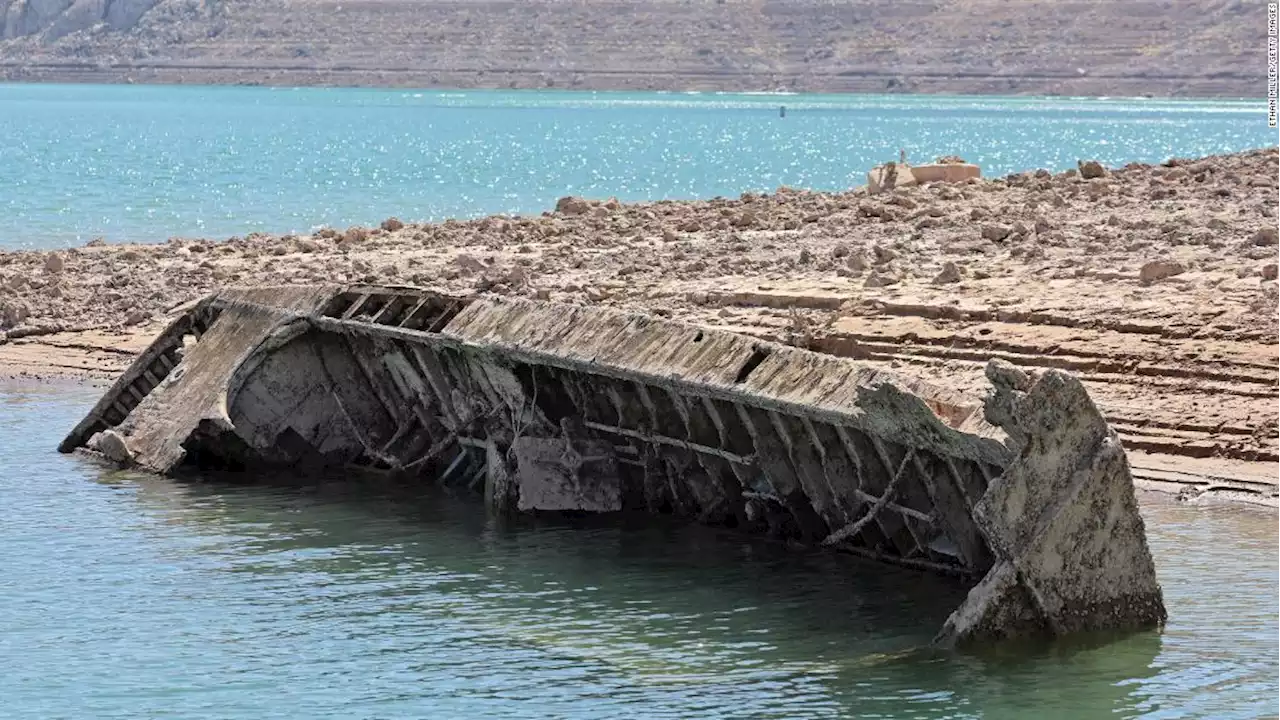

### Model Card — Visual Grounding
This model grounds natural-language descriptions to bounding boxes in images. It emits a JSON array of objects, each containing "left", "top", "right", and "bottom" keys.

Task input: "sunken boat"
[{"left": 61, "top": 284, "right": 1167, "bottom": 646}]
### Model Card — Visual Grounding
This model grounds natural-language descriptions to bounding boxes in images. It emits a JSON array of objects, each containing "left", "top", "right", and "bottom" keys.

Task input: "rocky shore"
[{"left": 2, "top": 147, "right": 1277, "bottom": 499}]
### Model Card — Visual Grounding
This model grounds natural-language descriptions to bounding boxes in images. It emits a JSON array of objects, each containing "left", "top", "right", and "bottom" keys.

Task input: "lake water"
[
  {"left": 1, "top": 383, "right": 1276, "bottom": 718},
  {"left": 0, "top": 84, "right": 1273, "bottom": 250}
]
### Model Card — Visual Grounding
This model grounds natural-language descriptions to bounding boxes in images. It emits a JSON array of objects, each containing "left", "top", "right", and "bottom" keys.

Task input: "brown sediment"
[{"left": 2, "top": 148, "right": 1277, "bottom": 503}]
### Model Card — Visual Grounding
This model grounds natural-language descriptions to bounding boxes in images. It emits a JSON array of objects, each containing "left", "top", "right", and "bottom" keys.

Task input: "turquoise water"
[
  {"left": 0, "top": 84, "right": 1273, "bottom": 249},
  {"left": 1, "top": 383, "right": 1277, "bottom": 719}
]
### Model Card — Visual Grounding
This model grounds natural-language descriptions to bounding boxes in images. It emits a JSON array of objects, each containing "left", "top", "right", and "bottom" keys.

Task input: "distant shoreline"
[
  {"left": 0, "top": 64, "right": 1264, "bottom": 101},
  {"left": 0, "top": 74, "right": 1259, "bottom": 103}
]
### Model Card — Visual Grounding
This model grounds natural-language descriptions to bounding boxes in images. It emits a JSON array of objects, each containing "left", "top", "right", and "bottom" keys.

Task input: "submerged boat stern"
[{"left": 60, "top": 284, "right": 1166, "bottom": 647}]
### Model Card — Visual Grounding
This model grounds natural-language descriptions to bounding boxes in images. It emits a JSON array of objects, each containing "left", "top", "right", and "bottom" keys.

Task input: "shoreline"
[
  {"left": 2, "top": 147, "right": 1277, "bottom": 506},
  {"left": 0, "top": 67, "right": 1264, "bottom": 100},
  {"left": 8, "top": 78, "right": 1268, "bottom": 102}
]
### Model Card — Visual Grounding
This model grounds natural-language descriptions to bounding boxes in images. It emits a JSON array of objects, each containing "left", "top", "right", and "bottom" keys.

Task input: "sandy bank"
[{"left": 2, "top": 148, "right": 1276, "bottom": 503}]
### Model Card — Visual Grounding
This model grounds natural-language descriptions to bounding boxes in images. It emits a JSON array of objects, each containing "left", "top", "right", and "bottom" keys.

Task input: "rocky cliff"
[
  {"left": 2, "top": 0, "right": 156, "bottom": 40},
  {"left": 0, "top": 0, "right": 1267, "bottom": 97}
]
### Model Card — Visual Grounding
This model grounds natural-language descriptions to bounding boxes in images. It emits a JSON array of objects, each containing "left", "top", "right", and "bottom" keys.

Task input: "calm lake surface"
[
  {"left": 0, "top": 84, "right": 1273, "bottom": 249},
  {"left": 1, "top": 383, "right": 1276, "bottom": 719}
]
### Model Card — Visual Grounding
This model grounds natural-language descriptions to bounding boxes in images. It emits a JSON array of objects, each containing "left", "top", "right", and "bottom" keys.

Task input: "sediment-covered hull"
[{"left": 60, "top": 284, "right": 1166, "bottom": 646}]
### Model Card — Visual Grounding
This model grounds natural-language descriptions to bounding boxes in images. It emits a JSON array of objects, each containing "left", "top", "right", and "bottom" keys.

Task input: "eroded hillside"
[{"left": 0, "top": 0, "right": 1267, "bottom": 96}]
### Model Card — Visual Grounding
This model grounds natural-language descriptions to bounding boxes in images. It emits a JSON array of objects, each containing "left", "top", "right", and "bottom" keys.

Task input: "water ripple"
[{"left": 1, "top": 385, "right": 1276, "bottom": 718}]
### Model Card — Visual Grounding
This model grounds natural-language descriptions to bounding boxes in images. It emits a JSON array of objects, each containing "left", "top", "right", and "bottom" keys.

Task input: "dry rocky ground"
[
  {"left": 0, "top": 0, "right": 1266, "bottom": 97},
  {"left": 2, "top": 147, "right": 1277, "bottom": 498}
]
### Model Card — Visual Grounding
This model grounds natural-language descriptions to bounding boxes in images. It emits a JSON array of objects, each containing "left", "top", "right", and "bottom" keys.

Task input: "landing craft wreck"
[{"left": 62, "top": 285, "right": 1167, "bottom": 646}]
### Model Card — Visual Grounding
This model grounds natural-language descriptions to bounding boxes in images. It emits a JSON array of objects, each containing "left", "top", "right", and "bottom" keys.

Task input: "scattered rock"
[
  {"left": 863, "top": 270, "right": 900, "bottom": 288},
  {"left": 453, "top": 254, "right": 485, "bottom": 273},
  {"left": 1251, "top": 227, "right": 1278, "bottom": 246},
  {"left": 1139, "top": 259, "right": 1186, "bottom": 283},
  {"left": 94, "top": 429, "right": 134, "bottom": 465},
  {"left": 872, "top": 245, "right": 897, "bottom": 264},
  {"left": 0, "top": 299, "right": 32, "bottom": 328},
  {"left": 505, "top": 266, "right": 529, "bottom": 285},
  {"left": 1078, "top": 160, "right": 1108, "bottom": 179},
  {"left": 858, "top": 201, "right": 897, "bottom": 220},
  {"left": 555, "top": 196, "right": 591, "bottom": 216},
  {"left": 5, "top": 148, "right": 1278, "bottom": 391},
  {"left": 932, "top": 262, "right": 963, "bottom": 284},
  {"left": 981, "top": 224, "right": 1012, "bottom": 242}
]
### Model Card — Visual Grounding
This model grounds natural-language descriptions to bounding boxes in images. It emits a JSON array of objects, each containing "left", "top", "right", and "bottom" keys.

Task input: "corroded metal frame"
[{"left": 60, "top": 284, "right": 1167, "bottom": 647}]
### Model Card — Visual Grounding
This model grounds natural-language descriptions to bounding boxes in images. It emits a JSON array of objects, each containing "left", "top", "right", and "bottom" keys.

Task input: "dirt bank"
[{"left": 2, "top": 148, "right": 1277, "bottom": 501}]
